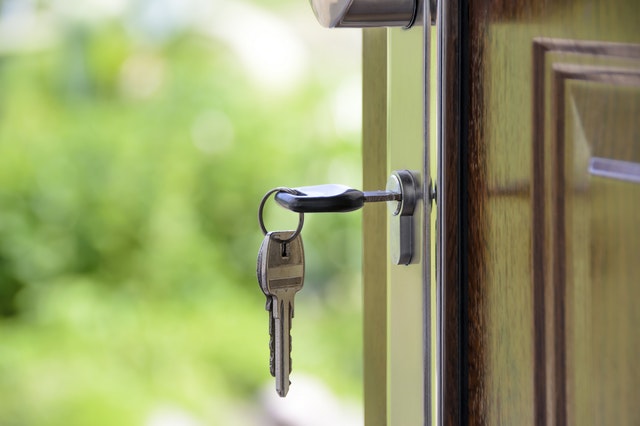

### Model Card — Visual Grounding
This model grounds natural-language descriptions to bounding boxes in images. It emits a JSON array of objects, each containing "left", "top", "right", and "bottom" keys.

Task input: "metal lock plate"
[{"left": 386, "top": 170, "right": 419, "bottom": 265}]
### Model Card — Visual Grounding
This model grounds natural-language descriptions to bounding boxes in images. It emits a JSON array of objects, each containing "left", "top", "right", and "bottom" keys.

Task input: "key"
[
  {"left": 257, "top": 230, "right": 305, "bottom": 397},
  {"left": 274, "top": 183, "right": 401, "bottom": 213}
]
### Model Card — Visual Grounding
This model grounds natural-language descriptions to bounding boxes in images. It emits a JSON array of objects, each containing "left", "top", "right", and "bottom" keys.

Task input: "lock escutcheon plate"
[{"left": 386, "top": 170, "right": 420, "bottom": 265}]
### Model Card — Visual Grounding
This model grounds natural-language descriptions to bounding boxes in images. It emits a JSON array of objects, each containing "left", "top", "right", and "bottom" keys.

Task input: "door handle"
[
  {"left": 310, "top": 0, "right": 423, "bottom": 28},
  {"left": 310, "top": 0, "right": 437, "bottom": 28}
]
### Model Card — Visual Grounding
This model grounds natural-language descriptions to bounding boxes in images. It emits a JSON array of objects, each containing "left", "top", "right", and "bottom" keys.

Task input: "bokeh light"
[{"left": 0, "top": 0, "right": 363, "bottom": 424}]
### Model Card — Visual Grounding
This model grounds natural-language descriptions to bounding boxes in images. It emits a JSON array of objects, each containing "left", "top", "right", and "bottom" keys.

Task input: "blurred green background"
[{"left": 0, "top": 0, "right": 363, "bottom": 424}]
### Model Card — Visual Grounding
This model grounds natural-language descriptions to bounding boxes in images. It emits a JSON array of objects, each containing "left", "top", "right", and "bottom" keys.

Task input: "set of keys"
[
  {"left": 256, "top": 178, "right": 413, "bottom": 397},
  {"left": 256, "top": 188, "right": 306, "bottom": 398}
]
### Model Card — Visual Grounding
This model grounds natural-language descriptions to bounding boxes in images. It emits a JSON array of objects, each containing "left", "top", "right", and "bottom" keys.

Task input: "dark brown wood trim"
[
  {"left": 531, "top": 39, "right": 549, "bottom": 426},
  {"left": 465, "top": 2, "right": 489, "bottom": 423},
  {"left": 438, "top": 0, "right": 463, "bottom": 423},
  {"left": 550, "top": 65, "right": 568, "bottom": 426},
  {"left": 533, "top": 38, "right": 640, "bottom": 61}
]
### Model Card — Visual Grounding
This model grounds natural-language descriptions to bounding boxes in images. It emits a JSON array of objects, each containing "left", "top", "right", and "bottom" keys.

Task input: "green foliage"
[{"left": 0, "top": 5, "right": 362, "bottom": 424}]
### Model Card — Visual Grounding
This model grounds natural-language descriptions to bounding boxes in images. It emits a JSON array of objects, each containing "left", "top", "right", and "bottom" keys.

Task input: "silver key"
[{"left": 257, "top": 231, "right": 305, "bottom": 397}]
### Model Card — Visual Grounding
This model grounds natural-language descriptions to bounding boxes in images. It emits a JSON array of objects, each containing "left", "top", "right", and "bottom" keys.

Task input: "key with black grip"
[{"left": 274, "top": 184, "right": 402, "bottom": 213}]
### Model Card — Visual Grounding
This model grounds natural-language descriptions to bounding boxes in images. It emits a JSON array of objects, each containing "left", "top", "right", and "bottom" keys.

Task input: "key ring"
[{"left": 258, "top": 187, "right": 304, "bottom": 243}]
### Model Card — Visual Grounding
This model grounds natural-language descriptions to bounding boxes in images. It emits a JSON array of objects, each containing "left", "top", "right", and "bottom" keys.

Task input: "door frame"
[{"left": 362, "top": 4, "right": 435, "bottom": 422}]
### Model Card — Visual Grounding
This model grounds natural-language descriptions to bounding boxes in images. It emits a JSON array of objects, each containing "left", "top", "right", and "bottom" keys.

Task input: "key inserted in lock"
[
  {"left": 385, "top": 170, "right": 419, "bottom": 265},
  {"left": 274, "top": 170, "right": 421, "bottom": 265},
  {"left": 274, "top": 184, "right": 400, "bottom": 213}
]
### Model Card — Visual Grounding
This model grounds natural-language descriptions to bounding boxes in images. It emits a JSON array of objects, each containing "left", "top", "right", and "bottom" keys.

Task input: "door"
[
  {"left": 309, "top": 3, "right": 435, "bottom": 423},
  {"left": 319, "top": 0, "right": 640, "bottom": 423},
  {"left": 363, "top": 26, "right": 433, "bottom": 425},
  {"left": 439, "top": 0, "right": 640, "bottom": 424}
]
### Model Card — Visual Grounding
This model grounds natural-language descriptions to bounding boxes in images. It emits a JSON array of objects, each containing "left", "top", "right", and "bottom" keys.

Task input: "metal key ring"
[{"left": 258, "top": 187, "right": 304, "bottom": 243}]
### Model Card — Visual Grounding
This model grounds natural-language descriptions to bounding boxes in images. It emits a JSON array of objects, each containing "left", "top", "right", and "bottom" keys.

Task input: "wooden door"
[{"left": 439, "top": 0, "right": 640, "bottom": 424}]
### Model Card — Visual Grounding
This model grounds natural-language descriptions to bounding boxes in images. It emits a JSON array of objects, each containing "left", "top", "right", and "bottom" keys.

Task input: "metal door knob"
[{"left": 309, "top": 0, "right": 423, "bottom": 28}]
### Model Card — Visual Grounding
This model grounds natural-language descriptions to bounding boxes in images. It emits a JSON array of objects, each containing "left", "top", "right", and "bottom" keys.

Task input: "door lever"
[
  {"left": 310, "top": 0, "right": 420, "bottom": 28},
  {"left": 310, "top": 0, "right": 436, "bottom": 28}
]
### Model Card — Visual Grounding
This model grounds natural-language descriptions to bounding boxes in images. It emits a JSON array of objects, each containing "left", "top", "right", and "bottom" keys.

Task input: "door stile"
[
  {"left": 437, "top": 0, "right": 464, "bottom": 423},
  {"left": 363, "top": 5, "right": 436, "bottom": 425},
  {"left": 362, "top": 28, "right": 389, "bottom": 426},
  {"left": 422, "top": 3, "right": 435, "bottom": 425},
  {"left": 386, "top": 26, "right": 426, "bottom": 425}
]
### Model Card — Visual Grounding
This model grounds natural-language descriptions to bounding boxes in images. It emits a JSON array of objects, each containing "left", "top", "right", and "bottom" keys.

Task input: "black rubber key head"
[{"left": 274, "top": 184, "right": 365, "bottom": 213}]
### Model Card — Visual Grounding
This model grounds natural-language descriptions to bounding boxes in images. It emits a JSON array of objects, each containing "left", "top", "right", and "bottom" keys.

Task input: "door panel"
[
  {"left": 535, "top": 39, "right": 640, "bottom": 425},
  {"left": 440, "top": 0, "right": 640, "bottom": 424},
  {"left": 553, "top": 64, "right": 640, "bottom": 425}
]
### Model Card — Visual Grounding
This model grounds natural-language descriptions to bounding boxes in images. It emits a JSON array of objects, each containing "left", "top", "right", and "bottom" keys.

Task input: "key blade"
[
  {"left": 273, "top": 295, "right": 293, "bottom": 397},
  {"left": 262, "top": 231, "right": 304, "bottom": 398}
]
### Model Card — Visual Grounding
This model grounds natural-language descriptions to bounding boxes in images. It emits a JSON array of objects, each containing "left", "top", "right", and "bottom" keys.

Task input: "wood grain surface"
[{"left": 440, "top": 0, "right": 640, "bottom": 424}]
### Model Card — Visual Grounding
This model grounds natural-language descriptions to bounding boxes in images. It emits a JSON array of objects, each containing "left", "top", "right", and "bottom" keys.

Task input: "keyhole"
[{"left": 281, "top": 242, "right": 289, "bottom": 258}]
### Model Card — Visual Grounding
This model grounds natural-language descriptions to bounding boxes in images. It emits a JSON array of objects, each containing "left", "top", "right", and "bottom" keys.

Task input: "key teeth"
[
  {"left": 268, "top": 305, "right": 276, "bottom": 377},
  {"left": 269, "top": 347, "right": 275, "bottom": 377}
]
